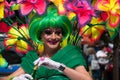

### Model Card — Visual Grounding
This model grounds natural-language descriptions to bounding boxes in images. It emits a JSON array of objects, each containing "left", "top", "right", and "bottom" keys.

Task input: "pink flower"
[
  {"left": 17, "top": 0, "right": 47, "bottom": 15},
  {"left": 65, "top": 0, "right": 95, "bottom": 27}
]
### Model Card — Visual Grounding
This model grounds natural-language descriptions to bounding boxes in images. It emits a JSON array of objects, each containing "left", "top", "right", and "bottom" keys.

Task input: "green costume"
[{"left": 21, "top": 45, "right": 87, "bottom": 80}]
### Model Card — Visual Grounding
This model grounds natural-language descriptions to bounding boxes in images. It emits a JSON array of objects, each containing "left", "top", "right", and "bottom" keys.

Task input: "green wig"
[{"left": 29, "top": 6, "right": 72, "bottom": 43}]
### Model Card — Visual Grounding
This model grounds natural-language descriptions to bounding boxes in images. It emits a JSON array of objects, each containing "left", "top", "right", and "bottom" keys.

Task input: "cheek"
[
  {"left": 41, "top": 35, "right": 52, "bottom": 42},
  {"left": 41, "top": 35, "right": 47, "bottom": 41},
  {"left": 59, "top": 34, "right": 63, "bottom": 39},
  {"left": 43, "top": 35, "right": 51, "bottom": 39},
  {"left": 59, "top": 35, "right": 63, "bottom": 40}
]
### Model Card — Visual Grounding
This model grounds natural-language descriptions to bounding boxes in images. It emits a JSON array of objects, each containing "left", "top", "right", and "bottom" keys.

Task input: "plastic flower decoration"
[
  {"left": 17, "top": 0, "right": 47, "bottom": 15},
  {"left": 4, "top": 24, "right": 32, "bottom": 54},
  {"left": 80, "top": 17, "right": 105, "bottom": 42},
  {"left": 65, "top": 0, "right": 95, "bottom": 27},
  {"left": 95, "top": 0, "right": 120, "bottom": 40},
  {"left": 0, "top": 54, "right": 8, "bottom": 68},
  {"left": 4, "top": 0, "right": 15, "bottom": 17},
  {"left": 0, "top": 0, "right": 4, "bottom": 19},
  {"left": 0, "top": 22, "right": 10, "bottom": 32},
  {"left": 49, "top": 0, "right": 66, "bottom": 15}
]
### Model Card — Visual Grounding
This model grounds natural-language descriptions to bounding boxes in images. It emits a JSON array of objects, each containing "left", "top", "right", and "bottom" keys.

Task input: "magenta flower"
[
  {"left": 65, "top": 0, "right": 95, "bottom": 27},
  {"left": 17, "top": 0, "right": 47, "bottom": 15}
]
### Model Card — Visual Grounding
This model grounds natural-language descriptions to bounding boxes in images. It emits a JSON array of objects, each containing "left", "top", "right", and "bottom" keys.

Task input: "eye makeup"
[{"left": 43, "top": 28, "right": 62, "bottom": 36}]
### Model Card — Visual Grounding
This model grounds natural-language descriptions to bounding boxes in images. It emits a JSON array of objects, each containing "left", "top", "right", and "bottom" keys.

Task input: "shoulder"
[
  {"left": 63, "top": 44, "right": 82, "bottom": 52},
  {"left": 25, "top": 50, "right": 38, "bottom": 56},
  {"left": 60, "top": 44, "right": 84, "bottom": 59}
]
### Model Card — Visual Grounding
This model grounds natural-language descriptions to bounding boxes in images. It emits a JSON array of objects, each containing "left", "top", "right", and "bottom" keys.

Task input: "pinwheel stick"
[{"left": 31, "top": 64, "right": 39, "bottom": 80}]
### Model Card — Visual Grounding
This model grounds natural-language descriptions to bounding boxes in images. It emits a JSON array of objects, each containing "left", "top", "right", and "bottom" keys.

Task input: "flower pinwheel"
[
  {"left": 4, "top": 24, "right": 32, "bottom": 54},
  {"left": 17, "top": 0, "right": 47, "bottom": 15},
  {"left": 79, "top": 17, "right": 105, "bottom": 42},
  {"left": 95, "top": 0, "right": 120, "bottom": 40},
  {"left": 65, "top": 0, "right": 95, "bottom": 27}
]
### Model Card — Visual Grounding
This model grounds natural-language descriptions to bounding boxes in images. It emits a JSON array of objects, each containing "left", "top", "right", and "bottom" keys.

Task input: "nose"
[{"left": 51, "top": 32, "right": 57, "bottom": 39}]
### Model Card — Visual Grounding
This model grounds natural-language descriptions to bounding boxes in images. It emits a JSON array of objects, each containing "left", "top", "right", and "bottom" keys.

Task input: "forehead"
[{"left": 44, "top": 27, "right": 62, "bottom": 30}]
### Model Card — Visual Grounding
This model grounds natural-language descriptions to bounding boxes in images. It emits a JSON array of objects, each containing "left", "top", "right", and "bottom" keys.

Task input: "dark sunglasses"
[{"left": 43, "top": 28, "right": 63, "bottom": 36}]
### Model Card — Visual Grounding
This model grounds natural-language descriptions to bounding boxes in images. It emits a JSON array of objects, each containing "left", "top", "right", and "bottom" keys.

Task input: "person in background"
[
  {"left": 86, "top": 47, "right": 100, "bottom": 80},
  {"left": 95, "top": 44, "right": 109, "bottom": 80},
  {"left": 103, "top": 43, "right": 113, "bottom": 80},
  {"left": 2, "top": 5, "right": 93, "bottom": 80}
]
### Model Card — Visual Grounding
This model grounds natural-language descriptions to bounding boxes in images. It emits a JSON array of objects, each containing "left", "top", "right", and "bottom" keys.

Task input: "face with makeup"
[{"left": 41, "top": 28, "right": 63, "bottom": 49}]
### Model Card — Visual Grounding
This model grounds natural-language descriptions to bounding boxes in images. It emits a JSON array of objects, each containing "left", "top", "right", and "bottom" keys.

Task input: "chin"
[{"left": 48, "top": 45, "right": 59, "bottom": 49}]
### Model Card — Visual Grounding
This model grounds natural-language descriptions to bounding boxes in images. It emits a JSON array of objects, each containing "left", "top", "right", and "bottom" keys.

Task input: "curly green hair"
[{"left": 29, "top": 5, "right": 72, "bottom": 43}]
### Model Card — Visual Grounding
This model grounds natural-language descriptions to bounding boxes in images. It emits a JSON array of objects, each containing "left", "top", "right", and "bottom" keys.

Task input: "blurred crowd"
[{"left": 83, "top": 40, "right": 114, "bottom": 80}]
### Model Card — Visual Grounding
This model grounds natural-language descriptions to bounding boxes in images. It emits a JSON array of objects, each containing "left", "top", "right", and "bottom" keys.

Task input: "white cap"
[{"left": 96, "top": 50, "right": 107, "bottom": 58}]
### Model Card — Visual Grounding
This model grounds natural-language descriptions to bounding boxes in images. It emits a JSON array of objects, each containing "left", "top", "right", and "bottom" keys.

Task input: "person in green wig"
[{"left": 2, "top": 6, "right": 93, "bottom": 80}]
